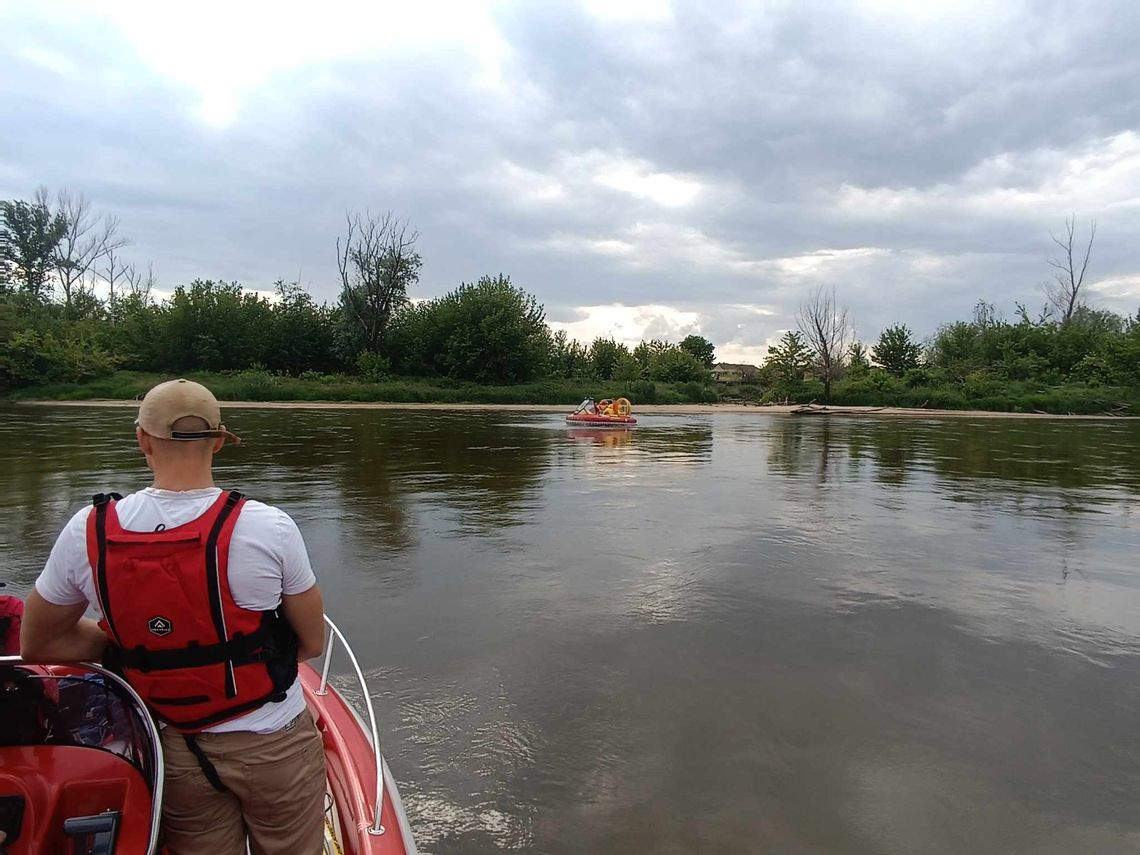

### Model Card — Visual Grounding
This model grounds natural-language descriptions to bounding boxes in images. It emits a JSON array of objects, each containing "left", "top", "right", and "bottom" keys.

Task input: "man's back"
[
  {"left": 22, "top": 378, "right": 329, "bottom": 853},
  {"left": 35, "top": 486, "right": 316, "bottom": 734}
]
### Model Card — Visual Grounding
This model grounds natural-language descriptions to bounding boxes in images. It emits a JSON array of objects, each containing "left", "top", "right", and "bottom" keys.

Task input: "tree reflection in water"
[{"left": 765, "top": 415, "right": 1140, "bottom": 499}]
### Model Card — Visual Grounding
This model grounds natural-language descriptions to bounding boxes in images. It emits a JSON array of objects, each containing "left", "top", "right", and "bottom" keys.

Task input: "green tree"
[
  {"left": 679, "top": 334, "right": 716, "bottom": 369},
  {"left": 548, "top": 330, "right": 591, "bottom": 378},
  {"left": 107, "top": 291, "right": 163, "bottom": 370},
  {"left": 0, "top": 193, "right": 67, "bottom": 299},
  {"left": 872, "top": 324, "right": 923, "bottom": 376},
  {"left": 612, "top": 352, "right": 642, "bottom": 383},
  {"left": 929, "top": 321, "right": 980, "bottom": 381},
  {"left": 632, "top": 340, "right": 667, "bottom": 378},
  {"left": 161, "top": 280, "right": 274, "bottom": 371},
  {"left": 589, "top": 337, "right": 629, "bottom": 380},
  {"left": 439, "top": 275, "right": 550, "bottom": 382},
  {"left": 388, "top": 274, "right": 550, "bottom": 382},
  {"left": 765, "top": 330, "right": 813, "bottom": 391},
  {"left": 648, "top": 345, "right": 709, "bottom": 382},
  {"left": 265, "top": 280, "right": 338, "bottom": 375},
  {"left": 847, "top": 341, "right": 871, "bottom": 378}
]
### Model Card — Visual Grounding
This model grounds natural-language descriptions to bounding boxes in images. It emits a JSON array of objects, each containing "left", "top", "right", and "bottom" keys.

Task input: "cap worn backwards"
[{"left": 136, "top": 379, "right": 241, "bottom": 445}]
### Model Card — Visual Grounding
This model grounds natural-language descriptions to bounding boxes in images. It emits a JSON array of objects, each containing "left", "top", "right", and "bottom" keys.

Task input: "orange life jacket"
[{"left": 86, "top": 490, "right": 298, "bottom": 732}]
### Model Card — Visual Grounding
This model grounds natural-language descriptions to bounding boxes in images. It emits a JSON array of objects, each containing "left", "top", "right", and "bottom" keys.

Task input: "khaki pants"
[{"left": 159, "top": 708, "right": 326, "bottom": 855}]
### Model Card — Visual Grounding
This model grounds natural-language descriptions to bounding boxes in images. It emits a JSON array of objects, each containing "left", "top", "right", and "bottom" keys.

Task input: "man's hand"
[
  {"left": 20, "top": 590, "right": 109, "bottom": 663},
  {"left": 281, "top": 585, "right": 326, "bottom": 661}
]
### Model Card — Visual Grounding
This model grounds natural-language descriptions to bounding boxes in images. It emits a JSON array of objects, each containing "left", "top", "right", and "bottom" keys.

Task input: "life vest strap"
[
  {"left": 204, "top": 491, "right": 245, "bottom": 699},
  {"left": 108, "top": 623, "right": 277, "bottom": 673},
  {"left": 92, "top": 493, "right": 124, "bottom": 645},
  {"left": 182, "top": 734, "right": 229, "bottom": 792}
]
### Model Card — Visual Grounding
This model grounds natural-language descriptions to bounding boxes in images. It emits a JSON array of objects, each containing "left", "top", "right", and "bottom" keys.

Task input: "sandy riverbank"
[{"left": 14, "top": 399, "right": 1136, "bottom": 419}]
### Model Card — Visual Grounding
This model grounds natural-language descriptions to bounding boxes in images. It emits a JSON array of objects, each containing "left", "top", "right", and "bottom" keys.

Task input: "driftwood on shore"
[{"left": 791, "top": 403, "right": 889, "bottom": 416}]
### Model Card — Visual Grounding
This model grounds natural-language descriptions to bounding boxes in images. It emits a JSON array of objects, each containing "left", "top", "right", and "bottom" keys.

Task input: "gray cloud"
[{"left": 2, "top": 1, "right": 1139, "bottom": 361}]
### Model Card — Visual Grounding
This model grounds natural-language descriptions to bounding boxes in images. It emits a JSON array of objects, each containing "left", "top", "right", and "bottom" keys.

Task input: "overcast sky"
[{"left": 3, "top": 0, "right": 1139, "bottom": 363}]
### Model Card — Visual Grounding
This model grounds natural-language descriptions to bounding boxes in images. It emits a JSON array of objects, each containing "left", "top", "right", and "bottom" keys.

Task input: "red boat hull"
[
  {"left": 300, "top": 665, "right": 414, "bottom": 855},
  {"left": 565, "top": 414, "right": 637, "bottom": 426}
]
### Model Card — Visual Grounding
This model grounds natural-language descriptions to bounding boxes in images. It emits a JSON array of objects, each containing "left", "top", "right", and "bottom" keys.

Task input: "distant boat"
[{"left": 566, "top": 397, "right": 637, "bottom": 426}]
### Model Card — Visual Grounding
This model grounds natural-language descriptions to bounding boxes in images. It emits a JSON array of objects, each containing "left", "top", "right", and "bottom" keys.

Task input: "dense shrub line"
[
  {"left": 1, "top": 277, "right": 717, "bottom": 401},
  {"left": 8, "top": 370, "right": 719, "bottom": 406}
]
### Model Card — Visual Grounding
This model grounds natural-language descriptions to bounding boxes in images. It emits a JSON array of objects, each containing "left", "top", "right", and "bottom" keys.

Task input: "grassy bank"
[
  {"left": 10, "top": 370, "right": 1138, "bottom": 415},
  {"left": 8, "top": 370, "right": 719, "bottom": 406}
]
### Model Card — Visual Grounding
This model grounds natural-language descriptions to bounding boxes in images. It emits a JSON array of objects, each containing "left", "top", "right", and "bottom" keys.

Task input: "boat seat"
[{"left": 0, "top": 745, "right": 150, "bottom": 855}]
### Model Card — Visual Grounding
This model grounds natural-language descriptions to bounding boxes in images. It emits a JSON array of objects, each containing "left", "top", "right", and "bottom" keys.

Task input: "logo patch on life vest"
[{"left": 148, "top": 616, "right": 173, "bottom": 637}]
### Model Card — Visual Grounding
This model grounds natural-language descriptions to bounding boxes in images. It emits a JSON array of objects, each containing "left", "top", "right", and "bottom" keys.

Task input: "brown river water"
[{"left": 3, "top": 406, "right": 1140, "bottom": 854}]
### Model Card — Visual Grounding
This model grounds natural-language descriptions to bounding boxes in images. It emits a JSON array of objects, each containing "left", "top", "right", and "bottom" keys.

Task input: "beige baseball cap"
[{"left": 136, "top": 379, "right": 241, "bottom": 444}]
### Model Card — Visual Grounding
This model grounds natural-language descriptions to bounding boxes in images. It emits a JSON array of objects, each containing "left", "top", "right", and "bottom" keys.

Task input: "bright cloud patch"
[
  {"left": 835, "top": 131, "right": 1140, "bottom": 222},
  {"left": 85, "top": 0, "right": 510, "bottom": 124},
  {"left": 1089, "top": 275, "right": 1140, "bottom": 303},
  {"left": 548, "top": 302, "right": 788, "bottom": 368},
  {"left": 549, "top": 304, "right": 703, "bottom": 348},
  {"left": 595, "top": 164, "right": 701, "bottom": 207}
]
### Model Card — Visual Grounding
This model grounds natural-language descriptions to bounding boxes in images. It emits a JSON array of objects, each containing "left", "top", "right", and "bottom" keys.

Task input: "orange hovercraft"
[{"left": 565, "top": 397, "right": 637, "bottom": 426}]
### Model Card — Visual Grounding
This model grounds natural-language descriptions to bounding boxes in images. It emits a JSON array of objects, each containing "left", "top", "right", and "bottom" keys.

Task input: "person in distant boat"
[{"left": 21, "top": 378, "right": 328, "bottom": 855}]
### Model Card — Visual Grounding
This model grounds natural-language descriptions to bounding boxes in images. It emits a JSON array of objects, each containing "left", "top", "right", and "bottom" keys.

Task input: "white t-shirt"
[{"left": 35, "top": 487, "right": 317, "bottom": 734}]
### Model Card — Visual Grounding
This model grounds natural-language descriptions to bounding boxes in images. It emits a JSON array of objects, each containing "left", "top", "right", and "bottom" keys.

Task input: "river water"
[{"left": 3, "top": 406, "right": 1140, "bottom": 853}]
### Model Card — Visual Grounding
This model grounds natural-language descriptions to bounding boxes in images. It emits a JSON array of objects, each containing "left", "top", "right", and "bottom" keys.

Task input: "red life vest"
[{"left": 86, "top": 490, "right": 298, "bottom": 732}]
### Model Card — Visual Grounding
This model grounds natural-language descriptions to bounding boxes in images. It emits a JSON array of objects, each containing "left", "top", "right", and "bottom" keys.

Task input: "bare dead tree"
[
  {"left": 1045, "top": 215, "right": 1095, "bottom": 325},
  {"left": 797, "top": 285, "right": 853, "bottom": 402},
  {"left": 123, "top": 261, "right": 156, "bottom": 304},
  {"left": 336, "top": 210, "right": 422, "bottom": 352},
  {"left": 98, "top": 244, "right": 135, "bottom": 315},
  {"left": 52, "top": 189, "right": 127, "bottom": 308}
]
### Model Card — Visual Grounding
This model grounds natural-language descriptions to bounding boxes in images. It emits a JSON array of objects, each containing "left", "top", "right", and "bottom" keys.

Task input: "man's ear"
[
  {"left": 136, "top": 427, "right": 150, "bottom": 454},
  {"left": 211, "top": 436, "right": 225, "bottom": 454}
]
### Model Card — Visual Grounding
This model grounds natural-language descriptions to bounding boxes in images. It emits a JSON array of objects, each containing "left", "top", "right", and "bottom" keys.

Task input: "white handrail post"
[
  {"left": 316, "top": 623, "right": 336, "bottom": 696},
  {"left": 319, "top": 615, "right": 386, "bottom": 836}
]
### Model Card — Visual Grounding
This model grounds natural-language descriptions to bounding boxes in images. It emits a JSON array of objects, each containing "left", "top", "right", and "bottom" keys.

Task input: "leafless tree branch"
[
  {"left": 337, "top": 209, "right": 421, "bottom": 352},
  {"left": 122, "top": 261, "right": 156, "bottom": 305},
  {"left": 52, "top": 189, "right": 128, "bottom": 308},
  {"left": 98, "top": 244, "right": 135, "bottom": 314},
  {"left": 1045, "top": 214, "right": 1095, "bottom": 325},
  {"left": 797, "top": 285, "right": 853, "bottom": 402}
]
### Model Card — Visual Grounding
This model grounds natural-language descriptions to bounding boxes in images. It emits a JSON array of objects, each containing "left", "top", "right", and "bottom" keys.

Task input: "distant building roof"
[{"left": 712, "top": 362, "right": 761, "bottom": 381}]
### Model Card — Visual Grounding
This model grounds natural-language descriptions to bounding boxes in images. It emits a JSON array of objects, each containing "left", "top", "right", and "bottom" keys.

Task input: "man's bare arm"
[
  {"left": 20, "top": 590, "right": 108, "bottom": 662},
  {"left": 281, "top": 585, "right": 325, "bottom": 661}
]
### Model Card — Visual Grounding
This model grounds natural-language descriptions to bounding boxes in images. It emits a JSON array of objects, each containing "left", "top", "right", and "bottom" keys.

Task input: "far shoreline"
[{"left": 13, "top": 399, "right": 1137, "bottom": 420}]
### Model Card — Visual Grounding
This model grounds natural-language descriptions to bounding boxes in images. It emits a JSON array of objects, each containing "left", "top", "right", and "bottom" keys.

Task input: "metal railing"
[
  {"left": 315, "top": 614, "right": 386, "bottom": 836},
  {"left": 0, "top": 655, "right": 165, "bottom": 855}
]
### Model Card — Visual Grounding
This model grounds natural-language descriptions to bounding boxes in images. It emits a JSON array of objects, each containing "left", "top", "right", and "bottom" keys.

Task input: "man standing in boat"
[{"left": 21, "top": 378, "right": 328, "bottom": 854}]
